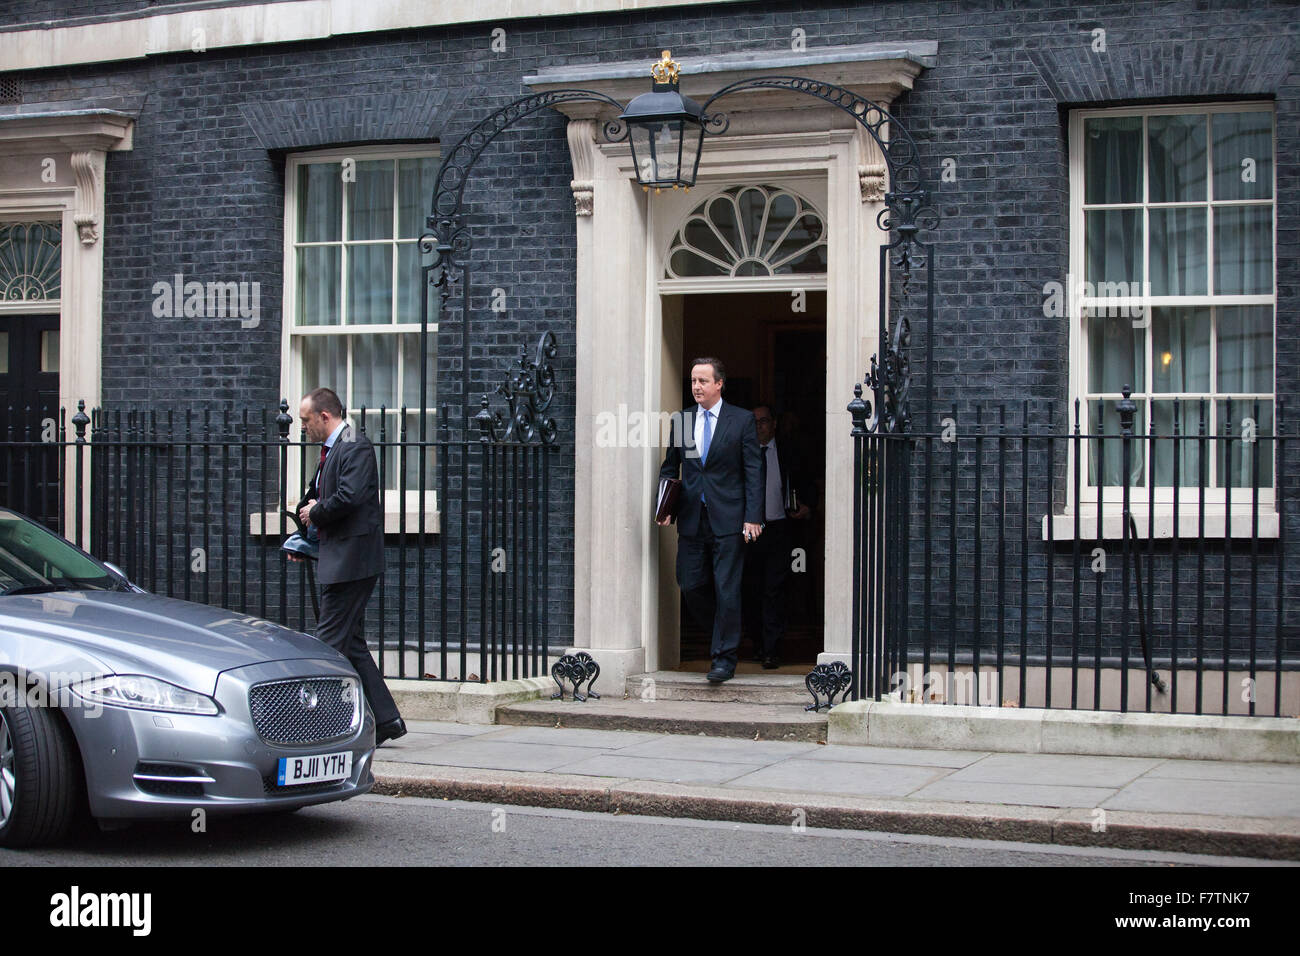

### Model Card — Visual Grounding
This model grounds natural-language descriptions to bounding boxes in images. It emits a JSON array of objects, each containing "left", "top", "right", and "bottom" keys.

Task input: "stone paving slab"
[
  {"left": 390, "top": 738, "right": 602, "bottom": 773},
  {"left": 1102, "top": 778, "right": 1300, "bottom": 818},
  {"left": 911, "top": 779, "right": 1119, "bottom": 809},
  {"left": 942, "top": 753, "right": 1163, "bottom": 788},
  {"left": 1140, "top": 759, "right": 1300, "bottom": 785},
  {"left": 550, "top": 753, "right": 765, "bottom": 785},
  {"left": 611, "top": 734, "right": 819, "bottom": 764},
  {"left": 725, "top": 759, "right": 949, "bottom": 798},
  {"left": 404, "top": 720, "right": 503, "bottom": 737},
  {"left": 800, "top": 745, "right": 989, "bottom": 768},
  {"left": 485, "top": 725, "right": 665, "bottom": 749}
]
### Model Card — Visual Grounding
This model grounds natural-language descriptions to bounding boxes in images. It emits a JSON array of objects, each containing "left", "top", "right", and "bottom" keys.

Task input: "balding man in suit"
[{"left": 296, "top": 387, "right": 406, "bottom": 746}]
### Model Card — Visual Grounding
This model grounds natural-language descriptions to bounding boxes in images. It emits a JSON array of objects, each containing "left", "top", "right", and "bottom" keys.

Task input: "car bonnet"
[{"left": 0, "top": 590, "right": 342, "bottom": 696}]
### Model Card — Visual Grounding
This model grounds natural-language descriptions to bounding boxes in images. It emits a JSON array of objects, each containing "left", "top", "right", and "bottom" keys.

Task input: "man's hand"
[
  {"left": 743, "top": 522, "right": 763, "bottom": 542},
  {"left": 298, "top": 500, "right": 317, "bottom": 526},
  {"left": 790, "top": 504, "right": 811, "bottom": 520},
  {"left": 286, "top": 553, "right": 305, "bottom": 563},
  {"left": 655, "top": 516, "right": 672, "bottom": 526}
]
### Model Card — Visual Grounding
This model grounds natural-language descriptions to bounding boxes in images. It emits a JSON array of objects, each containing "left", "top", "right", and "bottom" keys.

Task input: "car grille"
[
  {"left": 262, "top": 776, "right": 349, "bottom": 796},
  {"left": 248, "top": 677, "right": 359, "bottom": 745}
]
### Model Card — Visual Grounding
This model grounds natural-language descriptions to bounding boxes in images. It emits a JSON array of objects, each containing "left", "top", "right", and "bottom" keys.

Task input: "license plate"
[{"left": 276, "top": 752, "right": 352, "bottom": 787}]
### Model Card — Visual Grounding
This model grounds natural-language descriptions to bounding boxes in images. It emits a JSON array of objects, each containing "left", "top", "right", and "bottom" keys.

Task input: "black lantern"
[{"left": 620, "top": 50, "right": 705, "bottom": 192}]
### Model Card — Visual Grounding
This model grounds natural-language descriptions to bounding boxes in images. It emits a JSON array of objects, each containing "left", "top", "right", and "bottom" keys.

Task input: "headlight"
[
  {"left": 71, "top": 675, "right": 220, "bottom": 715},
  {"left": 340, "top": 677, "right": 359, "bottom": 707}
]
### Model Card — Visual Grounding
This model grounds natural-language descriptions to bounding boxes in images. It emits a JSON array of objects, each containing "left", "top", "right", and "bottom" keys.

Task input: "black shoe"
[
  {"left": 762, "top": 657, "right": 781, "bottom": 670},
  {"left": 706, "top": 665, "right": 734, "bottom": 683},
  {"left": 375, "top": 717, "right": 407, "bottom": 746}
]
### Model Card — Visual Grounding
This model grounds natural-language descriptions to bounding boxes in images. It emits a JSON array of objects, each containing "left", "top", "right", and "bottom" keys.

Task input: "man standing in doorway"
[
  {"left": 743, "top": 404, "right": 812, "bottom": 669},
  {"left": 657, "top": 358, "right": 763, "bottom": 683},
  {"left": 296, "top": 387, "right": 406, "bottom": 745}
]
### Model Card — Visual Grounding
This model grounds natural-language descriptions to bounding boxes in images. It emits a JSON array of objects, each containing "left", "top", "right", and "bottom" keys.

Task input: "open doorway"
[{"left": 670, "top": 290, "right": 827, "bottom": 671}]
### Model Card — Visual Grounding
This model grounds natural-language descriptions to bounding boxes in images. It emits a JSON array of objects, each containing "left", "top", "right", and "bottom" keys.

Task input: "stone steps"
[
  {"left": 624, "top": 670, "right": 811, "bottom": 705},
  {"left": 495, "top": 696, "right": 828, "bottom": 742}
]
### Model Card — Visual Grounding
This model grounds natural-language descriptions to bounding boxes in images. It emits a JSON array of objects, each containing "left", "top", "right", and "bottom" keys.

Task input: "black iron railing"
[
  {"left": 850, "top": 385, "right": 1297, "bottom": 717},
  {"left": 0, "top": 342, "right": 560, "bottom": 685}
]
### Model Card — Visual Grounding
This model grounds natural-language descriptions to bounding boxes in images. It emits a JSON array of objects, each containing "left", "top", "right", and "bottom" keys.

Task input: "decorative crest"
[{"left": 651, "top": 50, "right": 680, "bottom": 85}]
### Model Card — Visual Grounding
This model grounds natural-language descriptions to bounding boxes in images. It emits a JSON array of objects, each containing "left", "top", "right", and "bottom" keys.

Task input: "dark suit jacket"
[
  {"left": 297, "top": 423, "right": 385, "bottom": 586},
  {"left": 659, "top": 401, "right": 763, "bottom": 537}
]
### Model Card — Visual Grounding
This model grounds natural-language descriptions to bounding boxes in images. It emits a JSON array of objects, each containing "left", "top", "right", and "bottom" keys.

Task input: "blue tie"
[{"left": 699, "top": 409, "right": 712, "bottom": 506}]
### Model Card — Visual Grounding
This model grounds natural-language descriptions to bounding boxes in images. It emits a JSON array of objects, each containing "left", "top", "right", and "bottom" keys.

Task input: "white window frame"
[
  {"left": 1055, "top": 102, "right": 1279, "bottom": 539},
  {"left": 266, "top": 144, "right": 441, "bottom": 534}
]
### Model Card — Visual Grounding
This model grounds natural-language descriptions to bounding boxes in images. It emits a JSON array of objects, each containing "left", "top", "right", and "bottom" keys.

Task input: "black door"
[{"left": 0, "top": 314, "right": 60, "bottom": 528}]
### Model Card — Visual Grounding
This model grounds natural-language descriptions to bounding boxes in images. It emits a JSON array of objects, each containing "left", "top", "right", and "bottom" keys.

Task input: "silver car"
[{"left": 0, "top": 507, "right": 376, "bottom": 847}]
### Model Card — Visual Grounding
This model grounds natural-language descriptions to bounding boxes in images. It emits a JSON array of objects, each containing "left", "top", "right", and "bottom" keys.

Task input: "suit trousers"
[
  {"left": 676, "top": 504, "right": 745, "bottom": 670},
  {"left": 316, "top": 574, "right": 400, "bottom": 726},
  {"left": 742, "top": 517, "right": 793, "bottom": 659}
]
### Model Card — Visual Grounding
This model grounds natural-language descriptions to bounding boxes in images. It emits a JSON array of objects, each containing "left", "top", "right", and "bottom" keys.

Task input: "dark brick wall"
[{"left": 4, "top": 0, "right": 1296, "bottom": 664}]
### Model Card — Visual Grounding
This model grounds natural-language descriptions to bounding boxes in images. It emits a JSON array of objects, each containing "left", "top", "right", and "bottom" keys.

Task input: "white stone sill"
[
  {"left": 1043, "top": 507, "right": 1279, "bottom": 541},
  {"left": 249, "top": 510, "right": 441, "bottom": 537}
]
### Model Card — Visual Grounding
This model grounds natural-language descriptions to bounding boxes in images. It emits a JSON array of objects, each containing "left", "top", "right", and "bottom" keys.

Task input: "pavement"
[{"left": 371, "top": 720, "right": 1300, "bottom": 861}]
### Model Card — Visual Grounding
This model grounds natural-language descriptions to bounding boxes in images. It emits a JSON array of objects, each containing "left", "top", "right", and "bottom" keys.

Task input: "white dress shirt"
[{"left": 693, "top": 397, "right": 722, "bottom": 460}]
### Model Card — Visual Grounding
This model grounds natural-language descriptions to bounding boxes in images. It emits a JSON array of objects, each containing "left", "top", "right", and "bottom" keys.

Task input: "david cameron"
[{"left": 657, "top": 358, "right": 763, "bottom": 683}]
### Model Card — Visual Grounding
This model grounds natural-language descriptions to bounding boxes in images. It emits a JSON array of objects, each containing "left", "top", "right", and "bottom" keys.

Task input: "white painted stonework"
[
  {"left": 0, "top": 0, "right": 754, "bottom": 71},
  {"left": 527, "top": 44, "right": 935, "bottom": 690},
  {"left": 0, "top": 111, "right": 134, "bottom": 534}
]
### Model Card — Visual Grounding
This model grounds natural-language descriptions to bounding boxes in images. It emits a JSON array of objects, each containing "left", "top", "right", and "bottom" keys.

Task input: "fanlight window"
[
  {"left": 665, "top": 185, "right": 827, "bottom": 279},
  {"left": 0, "top": 222, "right": 61, "bottom": 302}
]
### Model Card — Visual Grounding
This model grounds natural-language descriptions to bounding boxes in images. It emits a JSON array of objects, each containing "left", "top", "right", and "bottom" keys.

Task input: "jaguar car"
[{"left": 0, "top": 507, "right": 376, "bottom": 848}]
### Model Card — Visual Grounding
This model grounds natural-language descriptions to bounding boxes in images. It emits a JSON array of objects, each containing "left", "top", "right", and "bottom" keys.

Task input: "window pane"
[
  {"left": 1084, "top": 116, "right": 1142, "bottom": 204},
  {"left": 398, "top": 157, "right": 439, "bottom": 239},
  {"left": 402, "top": 410, "right": 438, "bottom": 492},
  {"left": 1149, "top": 207, "right": 1207, "bottom": 295},
  {"left": 1147, "top": 114, "right": 1206, "bottom": 203},
  {"left": 352, "top": 334, "right": 398, "bottom": 411},
  {"left": 1213, "top": 206, "right": 1272, "bottom": 295},
  {"left": 1152, "top": 400, "right": 1207, "bottom": 487},
  {"left": 40, "top": 330, "right": 59, "bottom": 373},
  {"left": 759, "top": 192, "right": 799, "bottom": 258},
  {"left": 1087, "top": 317, "right": 1144, "bottom": 394},
  {"left": 347, "top": 244, "right": 393, "bottom": 325},
  {"left": 347, "top": 160, "right": 395, "bottom": 241},
  {"left": 1217, "top": 305, "right": 1273, "bottom": 394},
  {"left": 0, "top": 332, "right": 8, "bottom": 373},
  {"left": 1087, "top": 399, "right": 1146, "bottom": 487},
  {"left": 771, "top": 214, "right": 826, "bottom": 274},
  {"left": 401, "top": 332, "right": 437, "bottom": 409},
  {"left": 396, "top": 243, "right": 437, "bottom": 325},
  {"left": 1217, "top": 400, "right": 1273, "bottom": 488},
  {"left": 300, "top": 335, "right": 346, "bottom": 396},
  {"left": 679, "top": 218, "right": 733, "bottom": 270},
  {"left": 1213, "top": 111, "right": 1273, "bottom": 201},
  {"left": 1085, "top": 209, "right": 1141, "bottom": 286},
  {"left": 296, "top": 245, "right": 340, "bottom": 325},
  {"left": 705, "top": 195, "right": 741, "bottom": 256},
  {"left": 1152, "top": 307, "right": 1210, "bottom": 393},
  {"left": 297, "top": 164, "right": 342, "bottom": 243}
]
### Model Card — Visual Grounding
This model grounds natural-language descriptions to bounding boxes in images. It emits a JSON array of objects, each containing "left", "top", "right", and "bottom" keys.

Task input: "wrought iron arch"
[
  {"left": 417, "top": 90, "right": 629, "bottom": 441},
  {"left": 699, "top": 76, "right": 940, "bottom": 435}
]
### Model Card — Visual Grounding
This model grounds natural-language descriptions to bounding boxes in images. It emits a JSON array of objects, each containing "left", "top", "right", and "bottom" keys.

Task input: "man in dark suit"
[
  {"left": 743, "top": 404, "right": 813, "bottom": 669},
  {"left": 294, "top": 387, "right": 406, "bottom": 745},
  {"left": 656, "top": 358, "right": 763, "bottom": 682}
]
